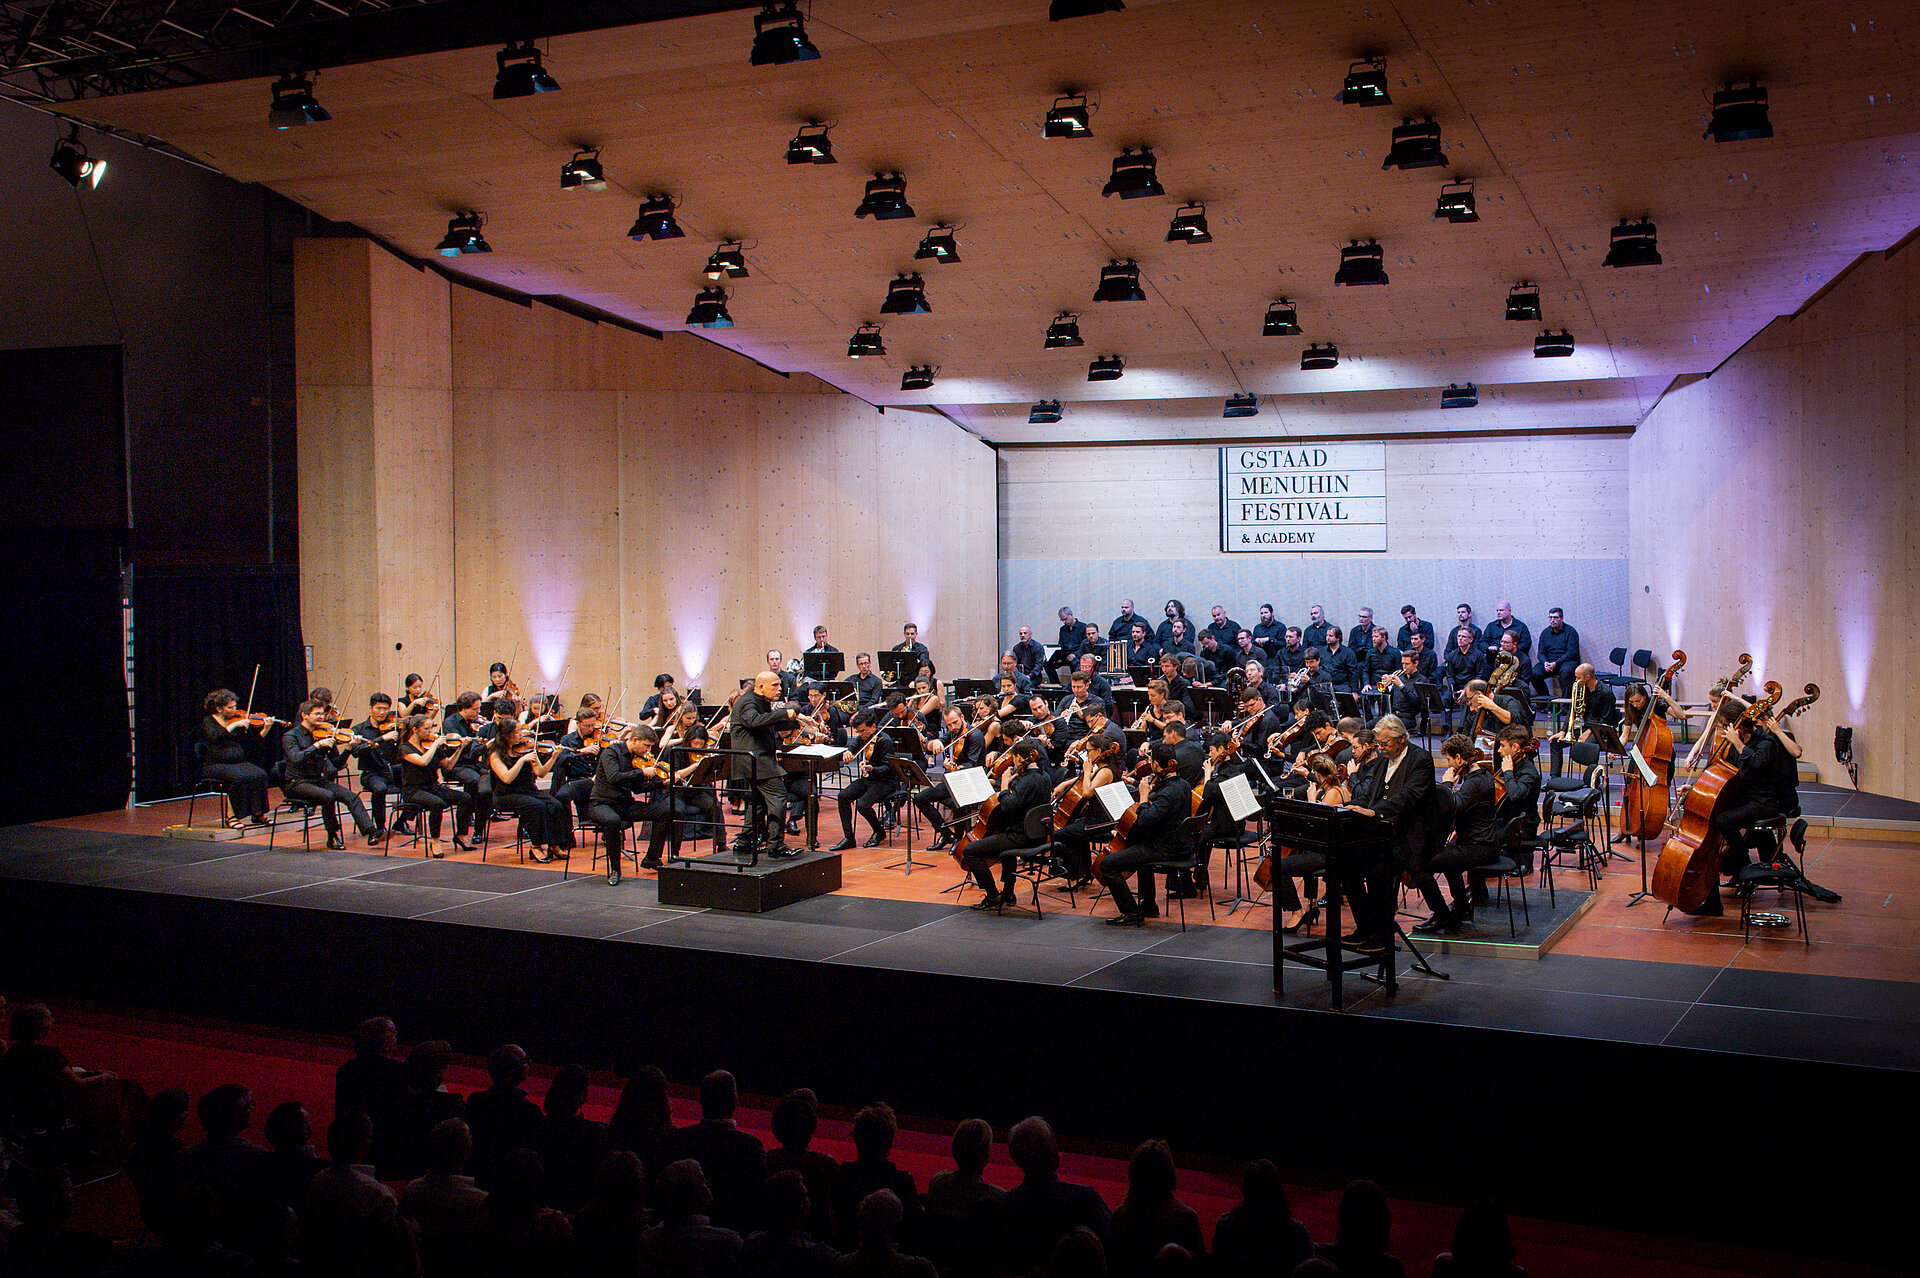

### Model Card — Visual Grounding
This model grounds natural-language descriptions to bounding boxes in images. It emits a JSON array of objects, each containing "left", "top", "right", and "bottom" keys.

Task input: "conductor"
[{"left": 730, "top": 671, "right": 802, "bottom": 858}]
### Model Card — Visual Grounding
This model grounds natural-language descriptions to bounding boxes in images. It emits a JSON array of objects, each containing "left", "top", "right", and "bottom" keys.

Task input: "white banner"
[{"left": 1219, "top": 443, "right": 1387, "bottom": 552}]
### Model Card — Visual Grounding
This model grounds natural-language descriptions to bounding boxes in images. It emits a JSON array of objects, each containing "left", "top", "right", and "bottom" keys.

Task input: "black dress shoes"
[
  {"left": 1106, "top": 912, "right": 1145, "bottom": 927},
  {"left": 606, "top": 866, "right": 621, "bottom": 885},
  {"left": 1412, "top": 916, "right": 1451, "bottom": 936},
  {"left": 765, "top": 844, "right": 801, "bottom": 859},
  {"left": 639, "top": 856, "right": 662, "bottom": 870},
  {"left": 969, "top": 894, "right": 1002, "bottom": 911},
  {"left": 368, "top": 830, "right": 385, "bottom": 846},
  {"left": 861, "top": 832, "right": 888, "bottom": 848},
  {"left": 828, "top": 838, "right": 856, "bottom": 852},
  {"left": 325, "top": 832, "right": 346, "bottom": 850}
]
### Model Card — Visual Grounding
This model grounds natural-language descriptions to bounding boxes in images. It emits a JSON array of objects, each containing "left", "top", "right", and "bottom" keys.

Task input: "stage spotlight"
[
  {"left": 685, "top": 287, "right": 733, "bottom": 328},
  {"left": 786, "top": 121, "right": 836, "bottom": 164},
  {"left": 435, "top": 211, "right": 491, "bottom": 257},
  {"left": 268, "top": 73, "right": 330, "bottom": 128},
  {"left": 901, "top": 365, "right": 936, "bottom": 390},
  {"left": 627, "top": 194, "right": 685, "bottom": 241},
  {"left": 1382, "top": 116, "right": 1447, "bottom": 170},
  {"left": 1087, "top": 354, "right": 1124, "bottom": 381},
  {"left": 1092, "top": 259, "right": 1146, "bottom": 303},
  {"left": 48, "top": 129, "right": 106, "bottom": 188},
  {"left": 1534, "top": 329, "right": 1575, "bottom": 357},
  {"left": 1337, "top": 56, "right": 1391, "bottom": 106},
  {"left": 1441, "top": 382, "right": 1478, "bottom": 409},
  {"left": 1301, "top": 343, "right": 1339, "bottom": 370},
  {"left": 702, "top": 242, "right": 749, "bottom": 280},
  {"left": 1029, "top": 399, "right": 1064, "bottom": 423},
  {"left": 1261, "top": 300, "right": 1301, "bottom": 337},
  {"left": 1333, "top": 239, "right": 1388, "bottom": 286},
  {"left": 750, "top": 3, "right": 820, "bottom": 65},
  {"left": 1505, "top": 283, "right": 1541, "bottom": 321},
  {"left": 1223, "top": 393, "right": 1259, "bottom": 418},
  {"left": 1603, "top": 218, "right": 1662, "bottom": 268},
  {"left": 493, "top": 41, "right": 559, "bottom": 99},
  {"left": 854, "top": 172, "right": 915, "bottom": 220},
  {"left": 914, "top": 225, "right": 961, "bottom": 263},
  {"left": 1102, "top": 147, "right": 1164, "bottom": 198},
  {"left": 1434, "top": 179, "right": 1477, "bottom": 223},
  {"left": 1043, "top": 313, "right": 1083, "bottom": 348},
  {"left": 879, "top": 273, "right": 932, "bottom": 315},
  {"left": 847, "top": 323, "right": 885, "bottom": 358},
  {"left": 1044, "top": 93, "right": 1092, "bottom": 138},
  {"left": 1706, "top": 82, "right": 1772, "bottom": 142},
  {"left": 1049, "top": 0, "right": 1122, "bottom": 20},
  {"left": 560, "top": 148, "right": 606, "bottom": 191},
  {"left": 1166, "top": 202, "right": 1212, "bottom": 244}
]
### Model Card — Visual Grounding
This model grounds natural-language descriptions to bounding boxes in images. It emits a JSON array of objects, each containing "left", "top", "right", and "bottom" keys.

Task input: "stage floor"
[{"left": 4, "top": 816, "right": 1916, "bottom": 1074}]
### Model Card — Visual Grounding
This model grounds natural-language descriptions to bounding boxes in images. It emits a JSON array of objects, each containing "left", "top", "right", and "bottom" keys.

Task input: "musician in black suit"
[
  {"left": 283, "top": 699, "right": 380, "bottom": 848},
  {"left": 891, "top": 624, "right": 932, "bottom": 679},
  {"left": 1411, "top": 735, "right": 1500, "bottom": 935},
  {"left": 961, "top": 740, "right": 1051, "bottom": 908},
  {"left": 1010, "top": 626, "right": 1047, "bottom": 681},
  {"left": 918, "top": 708, "right": 988, "bottom": 849},
  {"left": 1289, "top": 650, "right": 1337, "bottom": 718},
  {"left": 1164, "top": 719, "right": 1206, "bottom": 786},
  {"left": 1480, "top": 600, "right": 1532, "bottom": 663},
  {"left": 730, "top": 672, "right": 801, "bottom": 856},
  {"left": 997, "top": 652, "right": 1035, "bottom": 696},
  {"left": 1549, "top": 663, "right": 1619, "bottom": 776},
  {"left": 1250, "top": 604, "right": 1287, "bottom": 660},
  {"left": 849, "top": 653, "right": 886, "bottom": 708},
  {"left": 1707, "top": 712, "right": 1794, "bottom": 912},
  {"left": 831, "top": 710, "right": 898, "bottom": 850},
  {"left": 1320, "top": 627, "right": 1364, "bottom": 698},
  {"left": 588, "top": 726, "right": 676, "bottom": 884},
  {"left": 1100, "top": 743, "right": 1194, "bottom": 926},
  {"left": 1345, "top": 715, "right": 1440, "bottom": 953},
  {"left": 1443, "top": 626, "right": 1489, "bottom": 703},
  {"left": 1108, "top": 599, "right": 1147, "bottom": 642},
  {"left": 1124, "top": 622, "right": 1160, "bottom": 670},
  {"left": 1395, "top": 605, "right": 1437, "bottom": 655}
]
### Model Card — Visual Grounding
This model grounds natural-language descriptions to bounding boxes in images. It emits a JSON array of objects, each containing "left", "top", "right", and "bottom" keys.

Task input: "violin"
[{"left": 228, "top": 711, "right": 288, "bottom": 729}]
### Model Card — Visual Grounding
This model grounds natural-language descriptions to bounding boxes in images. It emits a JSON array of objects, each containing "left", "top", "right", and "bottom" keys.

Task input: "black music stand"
[
  {"left": 819, "top": 679, "right": 855, "bottom": 708},
  {"left": 1190, "top": 687, "right": 1231, "bottom": 726},
  {"left": 951, "top": 678, "right": 996, "bottom": 700},
  {"left": 676, "top": 747, "right": 761, "bottom": 868},
  {"left": 803, "top": 651, "right": 844, "bottom": 682},
  {"left": 885, "top": 755, "right": 937, "bottom": 874},
  {"left": 778, "top": 744, "right": 846, "bottom": 852},
  {"left": 877, "top": 651, "right": 918, "bottom": 684}
]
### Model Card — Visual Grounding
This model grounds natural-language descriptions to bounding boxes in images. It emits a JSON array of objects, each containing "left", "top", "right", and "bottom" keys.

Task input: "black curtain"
[
  {"left": 133, "top": 566, "right": 305, "bottom": 802},
  {"left": 0, "top": 531, "right": 131, "bottom": 823}
]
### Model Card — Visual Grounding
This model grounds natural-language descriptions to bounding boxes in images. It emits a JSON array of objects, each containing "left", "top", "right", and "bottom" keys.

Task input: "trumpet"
[{"left": 1286, "top": 666, "right": 1312, "bottom": 691}]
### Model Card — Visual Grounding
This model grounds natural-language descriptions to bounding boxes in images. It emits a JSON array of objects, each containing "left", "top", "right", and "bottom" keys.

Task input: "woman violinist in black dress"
[
  {"left": 487, "top": 721, "right": 576, "bottom": 863},
  {"left": 197, "top": 689, "right": 276, "bottom": 827}
]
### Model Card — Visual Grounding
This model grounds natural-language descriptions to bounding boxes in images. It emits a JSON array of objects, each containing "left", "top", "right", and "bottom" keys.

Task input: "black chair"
[
  {"left": 379, "top": 797, "right": 430, "bottom": 857},
  {"left": 263, "top": 761, "right": 319, "bottom": 851},
  {"left": 1147, "top": 816, "right": 1216, "bottom": 932},
  {"left": 996, "top": 808, "right": 1061, "bottom": 918},
  {"left": 1535, "top": 761, "right": 1607, "bottom": 901},
  {"left": 1732, "top": 814, "right": 1811, "bottom": 944},
  {"left": 184, "top": 740, "right": 232, "bottom": 831},
  {"left": 1468, "top": 818, "right": 1532, "bottom": 937}
]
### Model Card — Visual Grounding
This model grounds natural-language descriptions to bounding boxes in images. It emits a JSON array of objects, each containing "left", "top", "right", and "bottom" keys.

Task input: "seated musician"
[
  {"left": 282, "top": 699, "right": 380, "bottom": 849},
  {"left": 646, "top": 687, "right": 686, "bottom": 737},
  {"left": 892, "top": 623, "right": 932, "bottom": 678},
  {"left": 1071, "top": 652, "right": 1113, "bottom": 703},
  {"left": 1363, "top": 628, "right": 1402, "bottom": 691},
  {"left": 1050, "top": 733, "right": 1123, "bottom": 887},
  {"left": 849, "top": 653, "right": 885, "bottom": 708},
  {"left": 1161, "top": 617, "right": 1197, "bottom": 658},
  {"left": 1100, "top": 743, "right": 1194, "bottom": 926},
  {"left": 1079, "top": 622, "right": 1106, "bottom": 667},
  {"left": 765, "top": 650, "right": 798, "bottom": 701},
  {"left": 1480, "top": 600, "right": 1532, "bottom": 665},
  {"left": 1411, "top": 735, "right": 1500, "bottom": 935},
  {"left": 1180, "top": 654, "right": 1214, "bottom": 695},
  {"left": 1289, "top": 649, "right": 1335, "bottom": 715},
  {"left": 1267, "top": 752, "right": 1352, "bottom": 932},
  {"left": 1053, "top": 674, "right": 1102, "bottom": 756},
  {"left": 1157, "top": 653, "right": 1193, "bottom": 711},
  {"left": 1125, "top": 622, "right": 1159, "bottom": 670},
  {"left": 1132, "top": 678, "right": 1174, "bottom": 742},
  {"left": 1163, "top": 718, "right": 1206, "bottom": 786},
  {"left": 1403, "top": 630, "right": 1439, "bottom": 683},
  {"left": 639, "top": 673, "right": 676, "bottom": 716},
  {"left": 801, "top": 684, "right": 848, "bottom": 747},
  {"left": 1272, "top": 627, "right": 1309, "bottom": 681},
  {"left": 1549, "top": 663, "right": 1620, "bottom": 776},
  {"left": 920, "top": 707, "right": 989, "bottom": 850},
  {"left": 1250, "top": 604, "right": 1287, "bottom": 661},
  {"left": 1396, "top": 605, "right": 1436, "bottom": 654},
  {"left": 805, "top": 625, "right": 841, "bottom": 657},
  {"left": 1233, "top": 629, "right": 1270, "bottom": 680},
  {"left": 996, "top": 675, "right": 1026, "bottom": 721},
  {"left": 1301, "top": 604, "right": 1330, "bottom": 652},
  {"left": 1109, "top": 598, "right": 1146, "bottom": 641},
  {"left": 1047, "top": 607, "right": 1084, "bottom": 683},
  {"left": 1704, "top": 708, "right": 1797, "bottom": 915},
  {"left": 1532, "top": 608, "right": 1580, "bottom": 699},
  {"left": 1319, "top": 627, "right": 1363, "bottom": 699},
  {"left": 1459, "top": 678, "right": 1527, "bottom": 751},
  {"left": 481, "top": 663, "right": 519, "bottom": 720},
  {"left": 998, "top": 651, "right": 1034, "bottom": 696},
  {"left": 1241, "top": 661, "right": 1278, "bottom": 711},
  {"left": 198, "top": 688, "right": 274, "bottom": 828},
  {"left": 1454, "top": 604, "right": 1482, "bottom": 651},
  {"left": 1023, "top": 694, "right": 1057, "bottom": 758},
  {"left": 1196, "top": 632, "right": 1231, "bottom": 682},
  {"left": 1203, "top": 604, "right": 1242, "bottom": 652},
  {"left": 1278, "top": 713, "right": 1342, "bottom": 790},
  {"left": 1349, "top": 609, "right": 1378, "bottom": 657},
  {"left": 1232, "top": 684, "right": 1274, "bottom": 756},
  {"left": 354, "top": 694, "right": 404, "bottom": 838},
  {"left": 1383, "top": 652, "right": 1427, "bottom": 723},
  {"left": 961, "top": 739, "right": 1052, "bottom": 910},
  {"left": 831, "top": 711, "right": 898, "bottom": 850},
  {"left": 588, "top": 725, "right": 678, "bottom": 883},
  {"left": 554, "top": 707, "right": 604, "bottom": 830},
  {"left": 1494, "top": 632, "right": 1535, "bottom": 720},
  {"left": 1154, "top": 598, "right": 1189, "bottom": 649},
  {"left": 1494, "top": 725, "right": 1542, "bottom": 869},
  {"left": 397, "top": 713, "right": 474, "bottom": 859},
  {"left": 969, "top": 696, "right": 1004, "bottom": 756},
  {"left": 906, "top": 677, "right": 946, "bottom": 736},
  {"left": 1010, "top": 626, "right": 1047, "bottom": 681},
  {"left": 669, "top": 722, "right": 727, "bottom": 847},
  {"left": 487, "top": 723, "right": 575, "bottom": 864},
  {"left": 399, "top": 673, "right": 435, "bottom": 718},
  {"left": 1183, "top": 727, "right": 1255, "bottom": 898},
  {"left": 1444, "top": 627, "right": 1489, "bottom": 702},
  {"left": 439, "top": 692, "right": 495, "bottom": 834},
  {"left": 1343, "top": 715, "right": 1439, "bottom": 955}
]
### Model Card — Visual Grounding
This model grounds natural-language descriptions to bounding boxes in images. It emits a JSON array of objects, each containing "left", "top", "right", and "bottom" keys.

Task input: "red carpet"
[{"left": 32, "top": 1000, "right": 1883, "bottom": 1278}]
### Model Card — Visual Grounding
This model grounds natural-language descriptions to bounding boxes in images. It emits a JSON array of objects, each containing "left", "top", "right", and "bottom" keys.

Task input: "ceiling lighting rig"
[
  {"left": 1504, "top": 283, "right": 1541, "bottom": 321},
  {"left": 1433, "top": 179, "right": 1477, "bottom": 223},
  {"left": 854, "top": 173, "right": 915, "bottom": 220},
  {"left": 1223, "top": 393, "right": 1259, "bottom": 418},
  {"left": 1261, "top": 300, "right": 1301, "bottom": 336},
  {"left": 1043, "top": 314, "right": 1083, "bottom": 348},
  {"left": 268, "top": 73, "right": 329, "bottom": 127},
  {"left": 1382, "top": 116, "right": 1446, "bottom": 170},
  {"left": 750, "top": 3, "right": 820, "bottom": 64},
  {"left": 914, "top": 225, "right": 961, "bottom": 263},
  {"left": 1705, "top": 82, "right": 1772, "bottom": 142},
  {"left": 847, "top": 323, "right": 885, "bottom": 357},
  {"left": 627, "top": 194, "right": 685, "bottom": 240},
  {"left": 685, "top": 288, "right": 733, "bottom": 328},
  {"left": 1044, "top": 93, "right": 1093, "bottom": 138},
  {"left": 493, "top": 41, "right": 559, "bottom": 98},
  {"left": 1301, "top": 343, "right": 1339, "bottom": 370},
  {"left": 879, "top": 274, "right": 932, "bottom": 315},
  {"left": 1102, "top": 147, "right": 1164, "bottom": 198},
  {"left": 48, "top": 129, "right": 106, "bottom": 187},
  {"left": 1028, "top": 399, "right": 1064, "bottom": 423},
  {"left": 786, "top": 121, "right": 836, "bottom": 164},
  {"left": 435, "top": 211, "right": 491, "bottom": 256},
  {"left": 1337, "top": 56, "right": 1391, "bottom": 106},
  {"left": 1166, "top": 202, "right": 1212, "bottom": 243},
  {"left": 1092, "top": 259, "right": 1146, "bottom": 302},
  {"left": 1087, "top": 355, "right": 1124, "bottom": 381},
  {"left": 703, "top": 242, "right": 749, "bottom": 279},
  {"left": 559, "top": 148, "right": 606, "bottom": 191},
  {"left": 1602, "top": 218, "right": 1661, "bottom": 268},
  {"left": 1333, "top": 239, "right": 1388, "bottom": 286}
]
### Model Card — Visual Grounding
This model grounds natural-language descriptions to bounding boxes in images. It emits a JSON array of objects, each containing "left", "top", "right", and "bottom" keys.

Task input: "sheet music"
[
  {"left": 1219, "top": 772, "right": 1260, "bottom": 821},
  {"left": 786, "top": 743, "right": 848, "bottom": 761},
  {"left": 945, "top": 766, "right": 994, "bottom": 808},
  {"left": 1096, "top": 781, "right": 1134, "bottom": 822},
  {"left": 1627, "top": 745, "right": 1657, "bottom": 786}
]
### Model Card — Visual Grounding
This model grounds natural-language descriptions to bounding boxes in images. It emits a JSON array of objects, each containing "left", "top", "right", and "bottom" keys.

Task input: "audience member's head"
[
  {"left": 545, "top": 1064, "right": 590, "bottom": 1119},
  {"left": 587, "top": 1150, "right": 646, "bottom": 1218},
  {"left": 352, "top": 1016, "right": 398, "bottom": 1059},
  {"left": 851, "top": 1102, "right": 898, "bottom": 1162},
  {"left": 1125, "top": 1140, "right": 1178, "bottom": 1207},
  {"left": 1336, "top": 1180, "right": 1392, "bottom": 1257},
  {"left": 856, "top": 1188, "right": 904, "bottom": 1252},
  {"left": 1009, "top": 1116, "right": 1060, "bottom": 1179},
  {"left": 770, "top": 1088, "right": 820, "bottom": 1152},
  {"left": 489, "top": 1148, "right": 550, "bottom": 1224},
  {"left": 699, "top": 1069, "right": 738, "bottom": 1122},
  {"left": 1048, "top": 1225, "right": 1107, "bottom": 1278},
  {"left": 1448, "top": 1198, "right": 1516, "bottom": 1276},
  {"left": 762, "top": 1168, "right": 811, "bottom": 1233},
  {"left": 403, "top": 1040, "right": 454, "bottom": 1090},
  {"left": 950, "top": 1118, "right": 992, "bottom": 1177},
  {"left": 654, "top": 1159, "right": 714, "bottom": 1224},
  {"left": 611, "top": 1066, "right": 672, "bottom": 1137},
  {"left": 1236, "top": 1159, "right": 1290, "bottom": 1221},
  {"left": 486, "top": 1044, "right": 530, "bottom": 1088},
  {"left": 263, "top": 1102, "right": 312, "bottom": 1154},
  {"left": 1153, "top": 1243, "right": 1195, "bottom": 1277},
  {"left": 425, "top": 1118, "right": 472, "bottom": 1177},
  {"left": 197, "top": 1084, "right": 254, "bottom": 1140},
  {"left": 327, "top": 1110, "right": 374, "bottom": 1165},
  {"left": 10, "top": 1002, "right": 54, "bottom": 1044},
  {"left": 140, "top": 1087, "right": 191, "bottom": 1139}
]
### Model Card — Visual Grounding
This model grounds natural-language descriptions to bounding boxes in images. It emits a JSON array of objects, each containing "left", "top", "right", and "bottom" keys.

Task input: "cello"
[
  {"left": 1650, "top": 656, "right": 1763, "bottom": 914},
  {"left": 1621, "top": 650, "right": 1685, "bottom": 840}
]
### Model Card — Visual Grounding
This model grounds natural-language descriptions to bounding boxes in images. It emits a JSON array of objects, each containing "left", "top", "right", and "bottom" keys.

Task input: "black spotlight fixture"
[
  {"left": 268, "top": 72, "right": 329, "bottom": 128},
  {"left": 1505, "top": 282, "right": 1541, "bottom": 322},
  {"left": 1087, "top": 354, "right": 1125, "bottom": 382},
  {"left": 1049, "top": 0, "right": 1122, "bottom": 20},
  {"left": 493, "top": 41, "right": 559, "bottom": 99},
  {"left": 48, "top": 128, "right": 106, "bottom": 188},
  {"left": 879, "top": 273, "right": 932, "bottom": 315},
  {"left": 1223, "top": 393, "right": 1259, "bottom": 418},
  {"left": 1333, "top": 239, "right": 1388, "bottom": 286},
  {"left": 847, "top": 323, "right": 885, "bottom": 358},
  {"left": 785, "top": 121, "right": 836, "bottom": 164},
  {"left": 702, "top": 241, "right": 749, "bottom": 280},
  {"left": 1441, "top": 382, "right": 1478, "bottom": 409},
  {"left": 434, "top": 211, "right": 491, "bottom": 257},
  {"left": 1337, "top": 56, "right": 1391, "bottom": 106},
  {"left": 1044, "top": 93, "right": 1093, "bottom": 138},
  {"left": 1301, "top": 343, "right": 1339, "bottom": 370},
  {"left": 1166, "top": 202, "right": 1212, "bottom": 244},
  {"left": 1434, "top": 179, "right": 1477, "bottom": 223},
  {"left": 1706, "top": 82, "right": 1772, "bottom": 142},
  {"left": 1092, "top": 259, "right": 1146, "bottom": 303},
  {"left": 1028, "top": 399, "right": 1064, "bottom": 424},
  {"left": 749, "top": 3, "right": 820, "bottom": 65},
  {"left": 901, "top": 365, "right": 936, "bottom": 391},
  {"left": 560, "top": 148, "right": 606, "bottom": 191},
  {"left": 1043, "top": 313, "right": 1084, "bottom": 349},
  {"left": 1102, "top": 147, "right": 1164, "bottom": 198},
  {"left": 685, "top": 287, "right": 734, "bottom": 329},
  {"left": 627, "top": 194, "right": 685, "bottom": 241},
  {"left": 854, "top": 172, "right": 914, "bottom": 220},
  {"left": 914, "top": 225, "right": 961, "bottom": 263},
  {"left": 1534, "top": 329, "right": 1575, "bottom": 358},
  {"left": 1382, "top": 116, "right": 1447, "bottom": 170},
  {"left": 1261, "top": 300, "right": 1301, "bottom": 336},
  {"left": 1602, "top": 218, "right": 1662, "bottom": 268}
]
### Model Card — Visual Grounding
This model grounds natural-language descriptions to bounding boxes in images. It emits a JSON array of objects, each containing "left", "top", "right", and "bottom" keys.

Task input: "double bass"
[
  {"left": 1621, "top": 650, "right": 1685, "bottom": 840},
  {"left": 1650, "top": 656, "right": 1760, "bottom": 914}
]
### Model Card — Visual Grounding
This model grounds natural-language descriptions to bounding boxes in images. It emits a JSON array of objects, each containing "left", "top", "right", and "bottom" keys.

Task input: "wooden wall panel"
[{"left": 293, "top": 382, "right": 377, "bottom": 699}]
